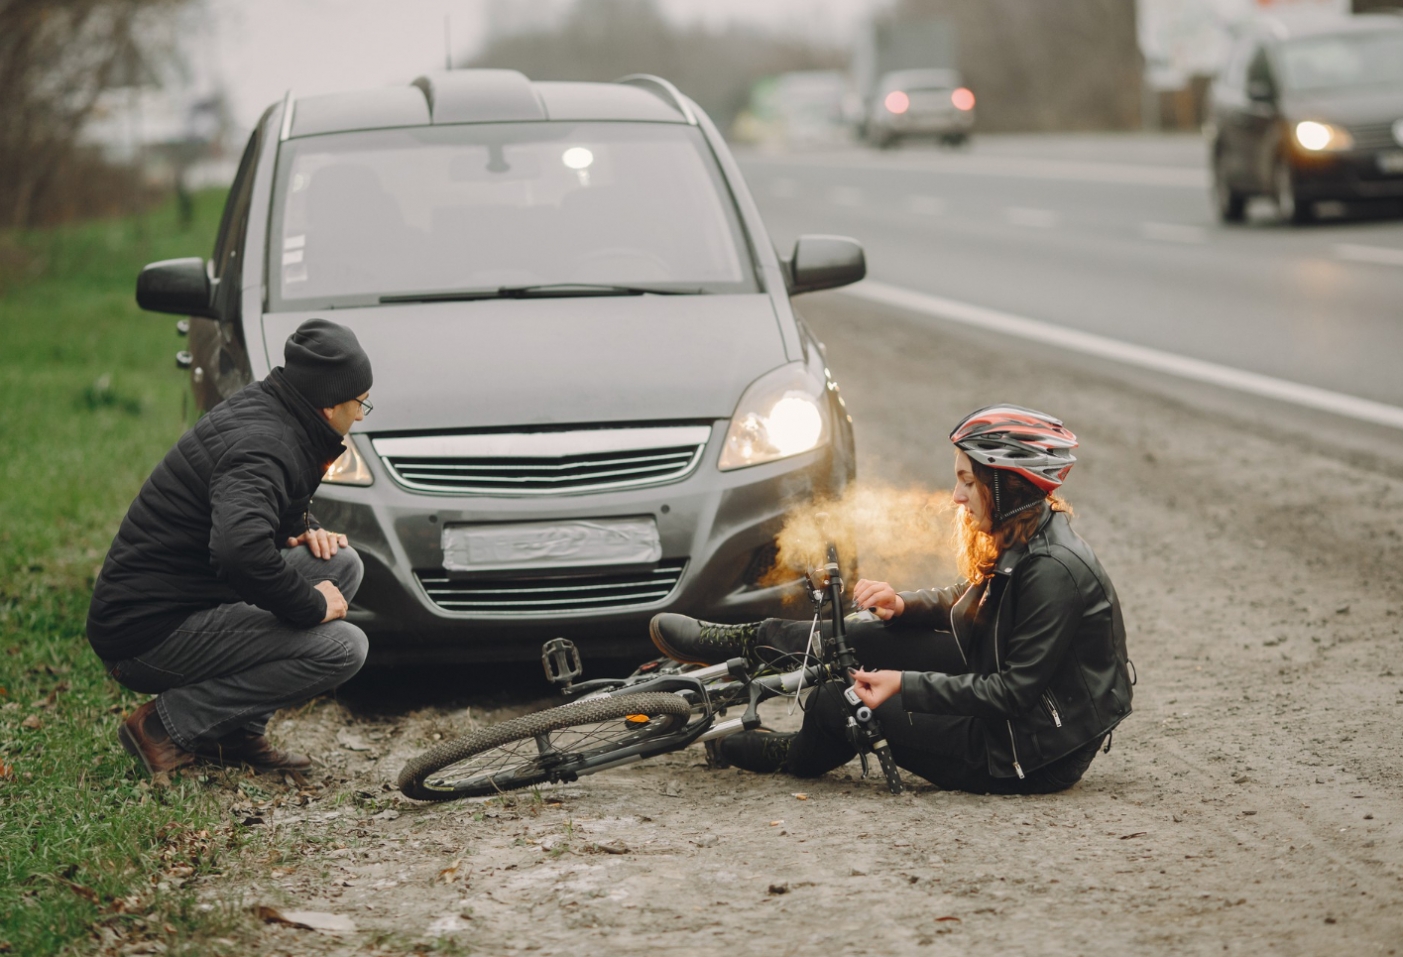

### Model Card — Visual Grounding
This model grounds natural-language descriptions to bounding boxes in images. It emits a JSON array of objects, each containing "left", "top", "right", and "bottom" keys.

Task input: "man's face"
[{"left": 322, "top": 392, "right": 368, "bottom": 436}]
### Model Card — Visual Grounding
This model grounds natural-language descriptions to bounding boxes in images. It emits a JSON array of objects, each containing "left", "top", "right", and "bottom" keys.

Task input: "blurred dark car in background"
[
  {"left": 135, "top": 70, "right": 863, "bottom": 664},
  {"left": 1208, "top": 13, "right": 1403, "bottom": 224}
]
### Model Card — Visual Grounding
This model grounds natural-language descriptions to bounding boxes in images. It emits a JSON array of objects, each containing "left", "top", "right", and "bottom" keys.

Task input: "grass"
[{"left": 0, "top": 192, "right": 269, "bottom": 956}]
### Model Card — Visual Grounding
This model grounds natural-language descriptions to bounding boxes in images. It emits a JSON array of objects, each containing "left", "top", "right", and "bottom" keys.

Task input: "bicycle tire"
[{"left": 397, "top": 692, "right": 692, "bottom": 802}]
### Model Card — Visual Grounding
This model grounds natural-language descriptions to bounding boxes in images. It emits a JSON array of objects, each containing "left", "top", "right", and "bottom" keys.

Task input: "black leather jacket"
[{"left": 896, "top": 507, "right": 1133, "bottom": 779}]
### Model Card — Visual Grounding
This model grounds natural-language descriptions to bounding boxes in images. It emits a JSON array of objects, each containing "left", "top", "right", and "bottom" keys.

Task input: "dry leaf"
[
  {"left": 438, "top": 858, "right": 463, "bottom": 884},
  {"left": 256, "top": 906, "right": 357, "bottom": 934},
  {"left": 21, "top": 714, "right": 42, "bottom": 730},
  {"left": 336, "top": 730, "right": 371, "bottom": 752},
  {"left": 792, "top": 793, "right": 809, "bottom": 800},
  {"left": 934, "top": 915, "right": 962, "bottom": 922},
  {"left": 593, "top": 840, "right": 629, "bottom": 855}
]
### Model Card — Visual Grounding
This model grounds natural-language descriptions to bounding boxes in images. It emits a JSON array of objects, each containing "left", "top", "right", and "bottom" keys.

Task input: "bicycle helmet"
[{"left": 949, "top": 404, "right": 1078, "bottom": 496}]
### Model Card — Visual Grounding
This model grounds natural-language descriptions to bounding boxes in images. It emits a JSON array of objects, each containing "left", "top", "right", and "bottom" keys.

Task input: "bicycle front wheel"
[{"left": 397, "top": 692, "right": 692, "bottom": 802}]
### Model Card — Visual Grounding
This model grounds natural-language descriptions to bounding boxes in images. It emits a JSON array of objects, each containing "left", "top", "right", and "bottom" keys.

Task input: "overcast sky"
[{"left": 198, "top": 0, "right": 880, "bottom": 130}]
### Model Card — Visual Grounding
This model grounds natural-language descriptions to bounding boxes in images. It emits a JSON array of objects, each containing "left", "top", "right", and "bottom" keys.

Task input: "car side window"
[
  {"left": 208, "top": 129, "right": 263, "bottom": 322},
  {"left": 1246, "top": 47, "right": 1276, "bottom": 98}
]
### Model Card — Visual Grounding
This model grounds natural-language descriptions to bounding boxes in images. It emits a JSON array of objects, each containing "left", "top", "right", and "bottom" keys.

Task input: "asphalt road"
[{"left": 737, "top": 135, "right": 1403, "bottom": 409}]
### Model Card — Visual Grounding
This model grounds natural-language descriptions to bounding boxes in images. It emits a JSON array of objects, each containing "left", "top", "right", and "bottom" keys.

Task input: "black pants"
[{"left": 757, "top": 616, "right": 1099, "bottom": 794}]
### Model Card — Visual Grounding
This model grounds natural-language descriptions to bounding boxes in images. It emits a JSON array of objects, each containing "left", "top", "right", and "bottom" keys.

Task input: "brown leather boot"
[
  {"left": 118, "top": 700, "right": 197, "bottom": 776},
  {"left": 197, "top": 730, "right": 312, "bottom": 772}
]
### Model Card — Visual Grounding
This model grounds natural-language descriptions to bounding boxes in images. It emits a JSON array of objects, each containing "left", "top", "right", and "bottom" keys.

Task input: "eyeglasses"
[{"left": 355, "top": 397, "right": 373, "bottom": 417}]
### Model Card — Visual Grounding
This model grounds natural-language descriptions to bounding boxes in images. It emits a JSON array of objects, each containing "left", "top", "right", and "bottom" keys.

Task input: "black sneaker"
[
  {"left": 718, "top": 730, "right": 795, "bottom": 774},
  {"left": 649, "top": 614, "right": 761, "bottom": 666}
]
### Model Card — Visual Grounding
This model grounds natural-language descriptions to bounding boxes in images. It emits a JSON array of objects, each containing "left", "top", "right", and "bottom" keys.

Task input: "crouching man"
[{"left": 87, "top": 318, "right": 374, "bottom": 776}]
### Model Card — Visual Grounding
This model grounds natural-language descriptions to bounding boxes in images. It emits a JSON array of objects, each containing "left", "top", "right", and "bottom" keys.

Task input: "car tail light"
[
  {"left": 884, "top": 90, "right": 910, "bottom": 115},
  {"left": 952, "top": 87, "right": 975, "bottom": 111}
]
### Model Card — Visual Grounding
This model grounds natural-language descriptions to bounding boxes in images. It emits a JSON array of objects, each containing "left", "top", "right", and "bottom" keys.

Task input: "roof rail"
[
  {"left": 615, "top": 74, "right": 696, "bottom": 125},
  {"left": 279, "top": 89, "right": 296, "bottom": 141}
]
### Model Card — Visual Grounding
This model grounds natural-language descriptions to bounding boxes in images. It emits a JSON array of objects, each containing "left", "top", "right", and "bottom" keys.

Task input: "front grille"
[
  {"left": 1347, "top": 121, "right": 1401, "bottom": 152},
  {"left": 417, "top": 560, "right": 687, "bottom": 615},
  {"left": 372, "top": 426, "right": 711, "bottom": 495}
]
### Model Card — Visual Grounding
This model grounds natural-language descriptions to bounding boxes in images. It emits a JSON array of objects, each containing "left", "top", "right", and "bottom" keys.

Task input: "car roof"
[
  {"left": 285, "top": 70, "right": 694, "bottom": 140},
  {"left": 1251, "top": 11, "right": 1403, "bottom": 43},
  {"left": 879, "top": 68, "right": 962, "bottom": 90}
]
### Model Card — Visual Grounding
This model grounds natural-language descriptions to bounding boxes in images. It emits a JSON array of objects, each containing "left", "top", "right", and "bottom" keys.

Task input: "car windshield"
[
  {"left": 268, "top": 122, "right": 756, "bottom": 310},
  {"left": 1278, "top": 30, "right": 1403, "bottom": 93}
]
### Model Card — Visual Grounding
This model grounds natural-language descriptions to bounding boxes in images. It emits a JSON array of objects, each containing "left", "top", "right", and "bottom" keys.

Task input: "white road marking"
[
  {"left": 1140, "top": 222, "right": 1209, "bottom": 244},
  {"left": 828, "top": 186, "right": 864, "bottom": 207},
  {"left": 843, "top": 280, "right": 1403, "bottom": 432},
  {"left": 1005, "top": 207, "right": 1059, "bottom": 228},
  {"left": 739, "top": 152, "right": 1209, "bottom": 189},
  {"left": 771, "top": 178, "right": 797, "bottom": 199},
  {"left": 1334, "top": 243, "right": 1403, "bottom": 267},
  {"left": 906, "top": 195, "right": 947, "bottom": 215}
]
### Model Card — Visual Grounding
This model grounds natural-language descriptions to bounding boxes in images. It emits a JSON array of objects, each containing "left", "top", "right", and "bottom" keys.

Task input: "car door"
[
  {"left": 1212, "top": 36, "right": 1256, "bottom": 188},
  {"left": 191, "top": 129, "right": 262, "bottom": 411},
  {"left": 1240, "top": 45, "right": 1284, "bottom": 191}
]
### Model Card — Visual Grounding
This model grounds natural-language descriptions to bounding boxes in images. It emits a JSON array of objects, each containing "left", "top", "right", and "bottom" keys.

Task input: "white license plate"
[
  {"left": 442, "top": 518, "right": 661, "bottom": 574},
  {"left": 1378, "top": 151, "right": 1403, "bottom": 174}
]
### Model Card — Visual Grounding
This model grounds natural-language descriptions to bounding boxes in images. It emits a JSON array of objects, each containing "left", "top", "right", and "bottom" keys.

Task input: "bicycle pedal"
[{"left": 704, "top": 738, "right": 731, "bottom": 770}]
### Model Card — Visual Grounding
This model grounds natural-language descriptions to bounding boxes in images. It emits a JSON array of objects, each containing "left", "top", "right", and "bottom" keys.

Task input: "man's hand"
[
  {"left": 851, "top": 669, "right": 902, "bottom": 709},
  {"left": 851, "top": 579, "right": 905, "bottom": 620},
  {"left": 287, "top": 528, "right": 349, "bottom": 559},
  {"left": 315, "top": 580, "right": 348, "bottom": 622}
]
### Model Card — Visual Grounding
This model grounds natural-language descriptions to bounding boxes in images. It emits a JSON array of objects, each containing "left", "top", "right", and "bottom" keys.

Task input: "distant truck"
[{"left": 853, "top": 17, "right": 975, "bottom": 148}]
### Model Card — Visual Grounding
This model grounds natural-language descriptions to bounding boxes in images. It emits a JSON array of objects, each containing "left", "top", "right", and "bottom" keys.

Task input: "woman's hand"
[
  {"left": 851, "top": 669, "right": 902, "bottom": 709},
  {"left": 852, "top": 579, "right": 905, "bottom": 620},
  {"left": 287, "top": 528, "right": 349, "bottom": 559}
]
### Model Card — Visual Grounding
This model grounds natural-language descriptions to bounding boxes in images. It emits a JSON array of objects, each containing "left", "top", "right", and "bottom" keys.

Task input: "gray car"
[{"left": 135, "top": 71, "right": 863, "bottom": 664}]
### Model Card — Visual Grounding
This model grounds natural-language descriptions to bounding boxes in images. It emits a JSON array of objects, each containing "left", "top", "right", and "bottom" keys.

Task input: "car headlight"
[
  {"left": 323, "top": 436, "right": 373, "bottom": 486},
  {"left": 718, "top": 363, "right": 830, "bottom": 471},
  {"left": 1294, "top": 120, "right": 1354, "bottom": 152}
]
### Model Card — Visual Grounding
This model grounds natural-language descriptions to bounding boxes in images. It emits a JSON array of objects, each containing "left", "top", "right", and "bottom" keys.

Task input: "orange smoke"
[{"left": 764, "top": 483, "right": 958, "bottom": 597}]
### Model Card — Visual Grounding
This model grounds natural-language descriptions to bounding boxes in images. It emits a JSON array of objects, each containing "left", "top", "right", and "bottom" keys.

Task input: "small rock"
[
  {"left": 661, "top": 779, "right": 683, "bottom": 797},
  {"left": 1335, "top": 604, "right": 1350, "bottom": 615},
  {"left": 692, "top": 833, "right": 720, "bottom": 848},
  {"left": 372, "top": 809, "right": 400, "bottom": 822},
  {"left": 768, "top": 883, "right": 789, "bottom": 895}
]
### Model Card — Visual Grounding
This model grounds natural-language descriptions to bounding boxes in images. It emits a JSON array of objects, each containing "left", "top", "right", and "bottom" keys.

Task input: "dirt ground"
[{"left": 212, "top": 293, "right": 1403, "bottom": 956}]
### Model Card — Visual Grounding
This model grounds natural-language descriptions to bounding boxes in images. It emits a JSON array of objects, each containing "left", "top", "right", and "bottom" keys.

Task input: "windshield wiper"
[{"left": 380, "top": 283, "right": 705, "bottom": 304}]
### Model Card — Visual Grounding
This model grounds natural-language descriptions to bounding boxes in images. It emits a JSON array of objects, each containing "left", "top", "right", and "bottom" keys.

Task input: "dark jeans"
[
  {"left": 103, "top": 546, "right": 369, "bottom": 751},
  {"left": 758, "top": 616, "right": 1099, "bottom": 794}
]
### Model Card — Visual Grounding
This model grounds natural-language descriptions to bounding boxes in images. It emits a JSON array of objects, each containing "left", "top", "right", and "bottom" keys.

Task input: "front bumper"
[
  {"left": 312, "top": 421, "right": 848, "bottom": 664},
  {"left": 1291, "top": 148, "right": 1403, "bottom": 201}
]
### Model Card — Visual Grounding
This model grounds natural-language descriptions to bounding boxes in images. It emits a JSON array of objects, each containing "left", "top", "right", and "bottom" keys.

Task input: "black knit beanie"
[{"left": 281, "top": 319, "right": 373, "bottom": 408}]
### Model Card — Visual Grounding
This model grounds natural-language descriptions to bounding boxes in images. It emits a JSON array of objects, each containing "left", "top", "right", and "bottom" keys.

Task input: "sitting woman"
[{"left": 649, "top": 404, "right": 1133, "bottom": 794}]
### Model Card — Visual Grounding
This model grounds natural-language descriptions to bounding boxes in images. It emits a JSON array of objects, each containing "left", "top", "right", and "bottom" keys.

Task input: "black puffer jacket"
[
  {"left": 897, "top": 507, "right": 1133, "bottom": 779},
  {"left": 87, "top": 369, "right": 347, "bottom": 661}
]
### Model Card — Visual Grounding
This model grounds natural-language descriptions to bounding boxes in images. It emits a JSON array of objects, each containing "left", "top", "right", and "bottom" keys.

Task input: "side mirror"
[
  {"left": 136, "top": 258, "right": 214, "bottom": 317},
  {"left": 787, "top": 235, "right": 866, "bottom": 295},
  {"left": 1246, "top": 80, "right": 1275, "bottom": 103}
]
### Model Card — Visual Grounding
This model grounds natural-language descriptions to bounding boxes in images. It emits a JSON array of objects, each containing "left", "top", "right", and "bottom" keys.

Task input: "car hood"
[
  {"left": 1284, "top": 85, "right": 1403, "bottom": 128},
  {"left": 260, "top": 294, "right": 787, "bottom": 432}
]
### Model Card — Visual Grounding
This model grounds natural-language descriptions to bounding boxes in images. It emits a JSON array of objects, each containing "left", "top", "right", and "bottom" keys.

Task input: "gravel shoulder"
[{"left": 212, "top": 293, "right": 1403, "bottom": 956}]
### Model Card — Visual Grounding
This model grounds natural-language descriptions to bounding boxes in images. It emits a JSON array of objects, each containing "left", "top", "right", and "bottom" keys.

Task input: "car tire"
[
  {"left": 1212, "top": 154, "right": 1247, "bottom": 224},
  {"left": 1273, "top": 157, "right": 1313, "bottom": 225}
]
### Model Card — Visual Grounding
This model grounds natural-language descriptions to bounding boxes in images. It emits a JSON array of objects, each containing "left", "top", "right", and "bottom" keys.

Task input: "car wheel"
[
  {"left": 1273, "top": 157, "right": 1313, "bottom": 225},
  {"left": 1212, "top": 154, "right": 1246, "bottom": 223}
]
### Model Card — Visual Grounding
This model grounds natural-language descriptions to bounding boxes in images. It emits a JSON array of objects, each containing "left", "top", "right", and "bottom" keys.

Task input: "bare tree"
[
  {"left": 0, "top": 0, "right": 189, "bottom": 227},
  {"left": 465, "top": 0, "right": 845, "bottom": 133},
  {"left": 897, "top": 0, "right": 1143, "bottom": 131}
]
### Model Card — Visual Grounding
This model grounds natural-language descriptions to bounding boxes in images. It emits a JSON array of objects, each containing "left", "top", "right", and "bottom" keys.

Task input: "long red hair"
[{"left": 953, "top": 459, "right": 1072, "bottom": 584}]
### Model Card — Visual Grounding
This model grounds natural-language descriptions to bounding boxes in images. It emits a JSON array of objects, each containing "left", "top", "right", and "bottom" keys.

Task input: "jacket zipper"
[
  {"left": 948, "top": 595, "right": 970, "bottom": 667},
  {"left": 1041, "top": 690, "right": 1063, "bottom": 728},
  {"left": 992, "top": 596, "right": 1024, "bottom": 779}
]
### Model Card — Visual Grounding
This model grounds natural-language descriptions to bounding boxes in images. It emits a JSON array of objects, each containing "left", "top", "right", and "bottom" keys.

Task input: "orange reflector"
[
  {"left": 951, "top": 87, "right": 975, "bottom": 111},
  {"left": 884, "top": 90, "right": 910, "bottom": 115},
  {"left": 625, "top": 714, "right": 650, "bottom": 724}
]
